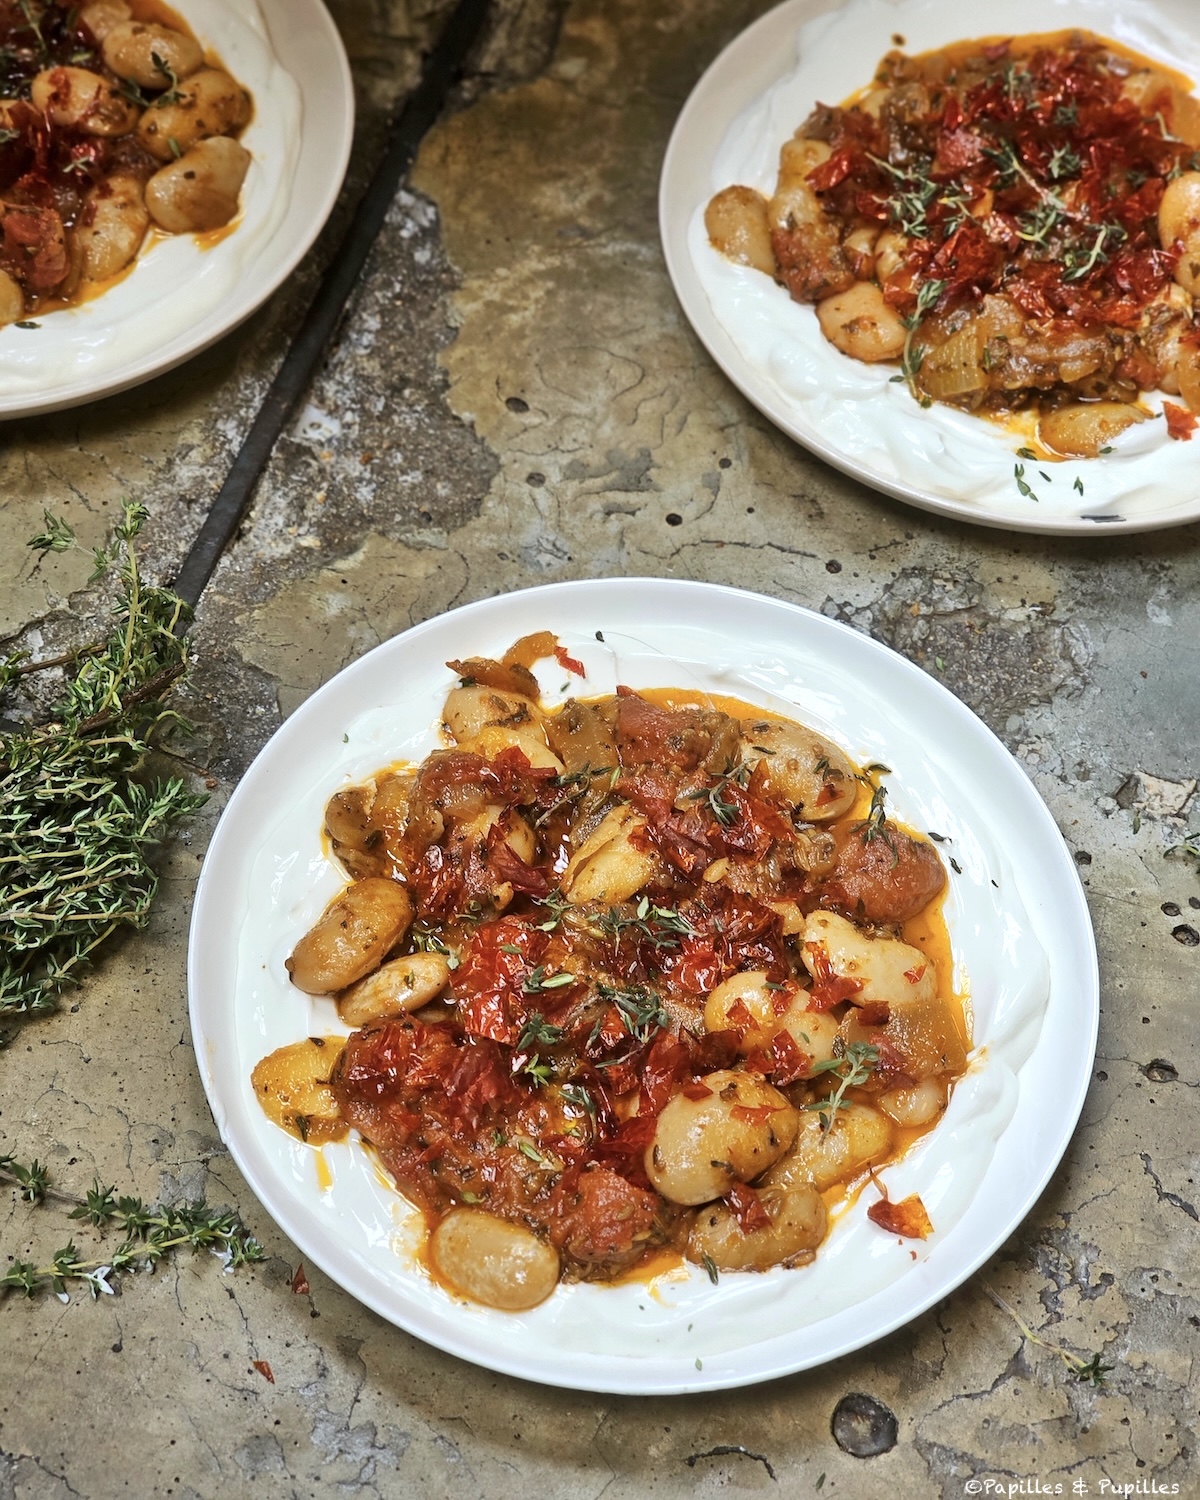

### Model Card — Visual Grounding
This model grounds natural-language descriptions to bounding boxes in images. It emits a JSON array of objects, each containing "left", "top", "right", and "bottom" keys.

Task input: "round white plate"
[
  {"left": 188, "top": 579, "right": 1098, "bottom": 1394},
  {"left": 660, "top": 0, "right": 1200, "bottom": 535},
  {"left": 0, "top": 0, "right": 353, "bottom": 418}
]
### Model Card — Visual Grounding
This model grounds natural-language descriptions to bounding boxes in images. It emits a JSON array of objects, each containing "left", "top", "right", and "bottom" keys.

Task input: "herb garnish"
[
  {"left": 984, "top": 1283, "right": 1114, "bottom": 1386},
  {"left": 1, "top": 1154, "right": 263, "bottom": 1300},
  {"left": 1014, "top": 463, "right": 1040, "bottom": 503},
  {"left": 523, "top": 966, "right": 576, "bottom": 993},
  {"left": 0, "top": 505, "right": 201, "bottom": 1036},
  {"left": 597, "top": 982, "right": 669, "bottom": 1043},
  {"left": 596, "top": 895, "right": 694, "bottom": 948},
  {"left": 805, "top": 1042, "right": 880, "bottom": 1131}
]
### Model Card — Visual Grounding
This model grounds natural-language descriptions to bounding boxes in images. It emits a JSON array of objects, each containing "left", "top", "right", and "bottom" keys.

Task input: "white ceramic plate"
[
  {"left": 188, "top": 579, "right": 1098, "bottom": 1394},
  {"left": 660, "top": 0, "right": 1200, "bottom": 534},
  {"left": 0, "top": 0, "right": 353, "bottom": 417}
]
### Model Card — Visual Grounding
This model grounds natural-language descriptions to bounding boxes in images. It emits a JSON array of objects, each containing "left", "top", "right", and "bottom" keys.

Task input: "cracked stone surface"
[{"left": 2, "top": 1, "right": 1198, "bottom": 1496}]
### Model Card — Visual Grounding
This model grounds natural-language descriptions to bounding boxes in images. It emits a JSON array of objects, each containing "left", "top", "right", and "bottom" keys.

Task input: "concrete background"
[{"left": 1, "top": 2, "right": 1197, "bottom": 1496}]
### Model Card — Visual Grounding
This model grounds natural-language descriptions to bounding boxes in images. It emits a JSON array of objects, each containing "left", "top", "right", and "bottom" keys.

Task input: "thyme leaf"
[
  {"left": 1, "top": 1156, "right": 263, "bottom": 1300},
  {"left": 0, "top": 504, "right": 202, "bottom": 1037},
  {"left": 806, "top": 1042, "right": 880, "bottom": 1131},
  {"left": 597, "top": 981, "right": 668, "bottom": 1043}
]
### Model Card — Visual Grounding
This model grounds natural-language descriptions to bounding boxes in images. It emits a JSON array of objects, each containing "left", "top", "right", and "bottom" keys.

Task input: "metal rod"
[{"left": 172, "top": 0, "right": 491, "bottom": 608}]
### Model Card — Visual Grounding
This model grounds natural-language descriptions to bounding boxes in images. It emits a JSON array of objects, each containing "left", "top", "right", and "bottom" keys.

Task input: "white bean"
[
  {"left": 145, "top": 135, "right": 250, "bottom": 233},
  {"left": 1160, "top": 172, "right": 1200, "bottom": 297},
  {"left": 776, "top": 996, "right": 841, "bottom": 1069},
  {"left": 766, "top": 1102, "right": 894, "bottom": 1192},
  {"left": 877, "top": 1075, "right": 949, "bottom": 1128},
  {"left": 817, "top": 281, "right": 907, "bottom": 363},
  {"left": 136, "top": 68, "right": 252, "bottom": 161},
  {"left": 251, "top": 1037, "right": 347, "bottom": 1143},
  {"left": 430, "top": 1209, "right": 560, "bottom": 1310},
  {"left": 443, "top": 683, "right": 542, "bottom": 743},
  {"left": 79, "top": 2, "right": 131, "bottom": 42},
  {"left": 561, "top": 803, "right": 658, "bottom": 904},
  {"left": 1159, "top": 171, "right": 1200, "bottom": 247},
  {"left": 76, "top": 174, "right": 149, "bottom": 282},
  {"left": 645, "top": 1070, "right": 798, "bottom": 1205},
  {"left": 30, "top": 66, "right": 138, "bottom": 135},
  {"left": 1038, "top": 402, "right": 1147, "bottom": 459},
  {"left": 874, "top": 229, "right": 909, "bottom": 284},
  {"left": 336, "top": 951, "right": 451, "bottom": 1027},
  {"left": 1177, "top": 341, "right": 1200, "bottom": 414},
  {"left": 705, "top": 185, "right": 776, "bottom": 277},
  {"left": 688, "top": 1181, "right": 826, "bottom": 1271},
  {"left": 703, "top": 970, "right": 781, "bottom": 1051},
  {"left": 287, "top": 877, "right": 413, "bottom": 995},
  {"left": 740, "top": 718, "right": 857, "bottom": 820},
  {"left": 102, "top": 22, "right": 203, "bottom": 89},
  {"left": 443, "top": 680, "right": 560, "bottom": 769},
  {"left": 802, "top": 911, "right": 938, "bottom": 1010}
]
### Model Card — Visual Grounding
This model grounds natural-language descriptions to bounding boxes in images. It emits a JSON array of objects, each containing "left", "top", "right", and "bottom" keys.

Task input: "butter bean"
[
  {"left": 645, "top": 1070, "right": 798, "bottom": 1205},
  {"left": 287, "top": 877, "right": 413, "bottom": 995},
  {"left": 137, "top": 68, "right": 251, "bottom": 161},
  {"left": 76, "top": 174, "right": 149, "bottom": 282},
  {"left": 145, "top": 136, "right": 250, "bottom": 234},
  {"left": 102, "top": 22, "right": 203, "bottom": 90},
  {"left": 430, "top": 1209, "right": 560, "bottom": 1310},
  {"left": 31, "top": 66, "right": 138, "bottom": 135}
]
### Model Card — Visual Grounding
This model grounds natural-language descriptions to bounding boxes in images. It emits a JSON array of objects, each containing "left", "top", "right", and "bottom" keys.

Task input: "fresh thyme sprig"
[
  {"left": 523, "top": 965, "right": 576, "bottom": 993},
  {"left": 596, "top": 981, "right": 669, "bottom": 1043},
  {"left": 984, "top": 1283, "right": 1114, "bottom": 1386},
  {"left": 1, "top": 1155, "right": 263, "bottom": 1300},
  {"left": 858, "top": 770, "right": 898, "bottom": 866},
  {"left": 1061, "top": 222, "right": 1126, "bottom": 282},
  {"left": 16, "top": 0, "right": 48, "bottom": 63},
  {"left": 409, "top": 921, "right": 461, "bottom": 968},
  {"left": 595, "top": 894, "right": 694, "bottom": 948},
  {"left": 0, "top": 503, "right": 202, "bottom": 1036},
  {"left": 0, "top": 1152, "right": 50, "bottom": 1204},
  {"left": 806, "top": 1041, "right": 879, "bottom": 1131},
  {"left": 515, "top": 1011, "right": 563, "bottom": 1085},
  {"left": 867, "top": 153, "right": 939, "bottom": 238},
  {"left": 896, "top": 278, "right": 944, "bottom": 406},
  {"left": 559, "top": 1081, "right": 596, "bottom": 1118},
  {"left": 684, "top": 762, "right": 752, "bottom": 827}
]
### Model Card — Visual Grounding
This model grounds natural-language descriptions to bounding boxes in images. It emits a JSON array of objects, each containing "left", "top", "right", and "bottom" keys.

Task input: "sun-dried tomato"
[
  {"left": 867, "top": 1192, "right": 933, "bottom": 1239},
  {"left": 553, "top": 645, "right": 586, "bottom": 677},
  {"left": 1164, "top": 401, "right": 1197, "bottom": 441},
  {"left": 724, "top": 1181, "right": 772, "bottom": 1234},
  {"left": 455, "top": 918, "right": 547, "bottom": 1044}
]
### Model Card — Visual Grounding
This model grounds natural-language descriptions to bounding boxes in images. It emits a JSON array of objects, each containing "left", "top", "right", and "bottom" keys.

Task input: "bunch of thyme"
[
  {"left": 1, "top": 1153, "right": 263, "bottom": 1300},
  {"left": 0, "top": 502, "right": 203, "bottom": 1038}
]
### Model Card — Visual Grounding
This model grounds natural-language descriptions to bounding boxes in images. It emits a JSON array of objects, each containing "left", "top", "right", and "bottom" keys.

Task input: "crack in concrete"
[
  {"left": 686, "top": 1444, "right": 777, "bottom": 1482},
  {"left": 1138, "top": 1152, "right": 1199, "bottom": 1222}
]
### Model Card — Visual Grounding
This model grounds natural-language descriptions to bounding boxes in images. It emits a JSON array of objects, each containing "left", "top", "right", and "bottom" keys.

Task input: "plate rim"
[
  {"left": 658, "top": 0, "right": 1200, "bottom": 537},
  {"left": 187, "top": 577, "right": 1100, "bottom": 1393},
  {"left": 0, "top": 0, "right": 354, "bottom": 420}
]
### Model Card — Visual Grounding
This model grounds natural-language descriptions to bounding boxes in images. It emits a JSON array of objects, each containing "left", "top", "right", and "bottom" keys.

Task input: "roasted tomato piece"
[
  {"left": 614, "top": 693, "right": 739, "bottom": 772},
  {"left": 545, "top": 1164, "right": 668, "bottom": 1275},
  {"left": 819, "top": 823, "right": 946, "bottom": 923}
]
